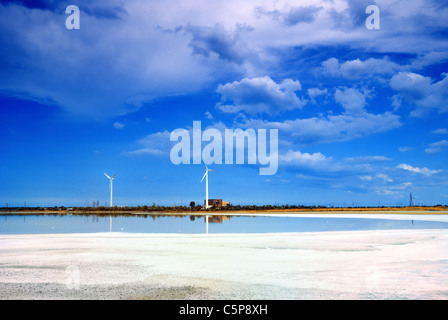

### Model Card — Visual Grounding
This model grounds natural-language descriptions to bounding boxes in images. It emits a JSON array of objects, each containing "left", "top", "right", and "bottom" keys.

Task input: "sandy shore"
[{"left": 1, "top": 217, "right": 448, "bottom": 300}]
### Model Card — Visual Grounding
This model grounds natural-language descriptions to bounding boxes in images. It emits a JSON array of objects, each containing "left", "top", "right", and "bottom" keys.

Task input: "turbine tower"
[
  {"left": 104, "top": 172, "right": 117, "bottom": 207},
  {"left": 201, "top": 165, "right": 216, "bottom": 209}
]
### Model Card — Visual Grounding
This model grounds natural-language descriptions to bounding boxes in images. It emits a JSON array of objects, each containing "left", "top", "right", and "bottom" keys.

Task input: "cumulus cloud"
[
  {"left": 397, "top": 163, "right": 443, "bottom": 176},
  {"left": 241, "top": 111, "right": 401, "bottom": 146},
  {"left": 334, "top": 87, "right": 370, "bottom": 114},
  {"left": 183, "top": 23, "right": 253, "bottom": 64},
  {"left": 321, "top": 57, "right": 401, "bottom": 79},
  {"left": 280, "top": 150, "right": 331, "bottom": 168},
  {"left": 279, "top": 150, "right": 361, "bottom": 176},
  {"left": 390, "top": 72, "right": 448, "bottom": 116},
  {"left": 124, "top": 131, "right": 172, "bottom": 156},
  {"left": 2, "top": 0, "right": 448, "bottom": 120},
  {"left": 307, "top": 88, "right": 328, "bottom": 104},
  {"left": 279, "top": 149, "right": 397, "bottom": 191},
  {"left": 216, "top": 76, "right": 306, "bottom": 116}
]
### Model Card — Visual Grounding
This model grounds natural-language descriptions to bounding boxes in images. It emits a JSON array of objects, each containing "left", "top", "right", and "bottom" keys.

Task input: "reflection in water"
[
  {"left": 203, "top": 215, "right": 231, "bottom": 234},
  {"left": 204, "top": 215, "right": 231, "bottom": 234},
  {"left": 0, "top": 214, "right": 447, "bottom": 235},
  {"left": 204, "top": 215, "right": 231, "bottom": 223}
]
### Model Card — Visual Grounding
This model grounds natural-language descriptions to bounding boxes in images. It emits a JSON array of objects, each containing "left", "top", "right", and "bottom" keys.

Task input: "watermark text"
[{"left": 170, "top": 121, "right": 278, "bottom": 175}]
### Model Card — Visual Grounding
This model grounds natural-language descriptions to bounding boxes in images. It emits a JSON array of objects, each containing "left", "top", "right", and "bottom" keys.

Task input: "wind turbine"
[
  {"left": 104, "top": 172, "right": 118, "bottom": 207},
  {"left": 201, "top": 165, "right": 217, "bottom": 209}
]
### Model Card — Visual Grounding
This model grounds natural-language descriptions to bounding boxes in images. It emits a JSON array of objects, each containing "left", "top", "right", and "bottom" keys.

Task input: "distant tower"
[{"left": 409, "top": 193, "right": 414, "bottom": 207}]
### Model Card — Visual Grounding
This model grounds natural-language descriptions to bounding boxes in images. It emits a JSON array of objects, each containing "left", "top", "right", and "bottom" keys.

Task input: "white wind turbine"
[
  {"left": 104, "top": 172, "right": 118, "bottom": 207},
  {"left": 201, "top": 165, "right": 217, "bottom": 209}
]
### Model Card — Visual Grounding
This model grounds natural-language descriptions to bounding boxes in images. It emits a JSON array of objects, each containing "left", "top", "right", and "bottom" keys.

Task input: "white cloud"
[
  {"left": 0, "top": 2, "right": 215, "bottom": 117},
  {"left": 256, "top": 5, "right": 322, "bottom": 26},
  {"left": 397, "top": 163, "right": 443, "bottom": 176},
  {"left": 322, "top": 57, "right": 400, "bottom": 79},
  {"left": 183, "top": 23, "right": 254, "bottom": 64},
  {"left": 425, "top": 140, "right": 448, "bottom": 154},
  {"left": 279, "top": 149, "right": 370, "bottom": 178},
  {"left": 124, "top": 131, "right": 172, "bottom": 156},
  {"left": 216, "top": 76, "right": 306, "bottom": 115},
  {"left": 346, "top": 156, "right": 392, "bottom": 162},
  {"left": 398, "top": 146, "right": 414, "bottom": 152},
  {"left": 255, "top": 0, "right": 448, "bottom": 54},
  {"left": 113, "top": 122, "right": 125, "bottom": 129},
  {"left": 241, "top": 111, "right": 401, "bottom": 145},
  {"left": 280, "top": 150, "right": 331, "bottom": 168},
  {"left": 307, "top": 88, "right": 328, "bottom": 104},
  {"left": 359, "top": 172, "right": 393, "bottom": 183},
  {"left": 376, "top": 173, "right": 393, "bottom": 182},
  {"left": 2, "top": 0, "right": 448, "bottom": 120},
  {"left": 410, "top": 51, "right": 448, "bottom": 70},
  {"left": 390, "top": 72, "right": 448, "bottom": 116},
  {"left": 204, "top": 111, "right": 214, "bottom": 120},
  {"left": 374, "top": 182, "right": 413, "bottom": 196},
  {"left": 431, "top": 128, "right": 448, "bottom": 134},
  {"left": 278, "top": 148, "right": 405, "bottom": 194},
  {"left": 334, "top": 87, "right": 369, "bottom": 114}
]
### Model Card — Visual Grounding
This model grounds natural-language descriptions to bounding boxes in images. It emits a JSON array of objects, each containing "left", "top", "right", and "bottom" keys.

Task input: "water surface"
[{"left": 1, "top": 214, "right": 448, "bottom": 235}]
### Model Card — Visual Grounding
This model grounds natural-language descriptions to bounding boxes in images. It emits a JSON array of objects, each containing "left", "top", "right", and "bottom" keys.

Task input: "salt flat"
[{"left": 1, "top": 223, "right": 447, "bottom": 299}]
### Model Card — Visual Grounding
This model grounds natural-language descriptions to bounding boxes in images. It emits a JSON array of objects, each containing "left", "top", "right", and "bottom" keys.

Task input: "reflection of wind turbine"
[
  {"left": 201, "top": 165, "right": 217, "bottom": 209},
  {"left": 104, "top": 172, "right": 118, "bottom": 207}
]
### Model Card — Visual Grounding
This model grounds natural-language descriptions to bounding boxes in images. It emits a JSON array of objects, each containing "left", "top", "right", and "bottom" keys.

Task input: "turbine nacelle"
[
  {"left": 104, "top": 172, "right": 118, "bottom": 180},
  {"left": 200, "top": 165, "right": 216, "bottom": 183}
]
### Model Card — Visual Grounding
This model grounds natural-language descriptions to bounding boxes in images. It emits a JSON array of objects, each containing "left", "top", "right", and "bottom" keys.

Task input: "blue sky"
[{"left": 1, "top": 0, "right": 448, "bottom": 207}]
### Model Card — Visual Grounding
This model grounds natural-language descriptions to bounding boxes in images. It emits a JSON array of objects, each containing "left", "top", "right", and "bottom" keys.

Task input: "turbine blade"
[
  {"left": 104, "top": 173, "right": 111, "bottom": 179},
  {"left": 111, "top": 172, "right": 118, "bottom": 178},
  {"left": 201, "top": 171, "right": 207, "bottom": 183}
]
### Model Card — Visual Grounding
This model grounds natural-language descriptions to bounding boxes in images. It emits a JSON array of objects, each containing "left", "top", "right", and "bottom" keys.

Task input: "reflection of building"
[
  {"left": 409, "top": 193, "right": 414, "bottom": 207},
  {"left": 204, "top": 199, "right": 229, "bottom": 208},
  {"left": 204, "top": 215, "right": 230, "bottom": 223}
]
